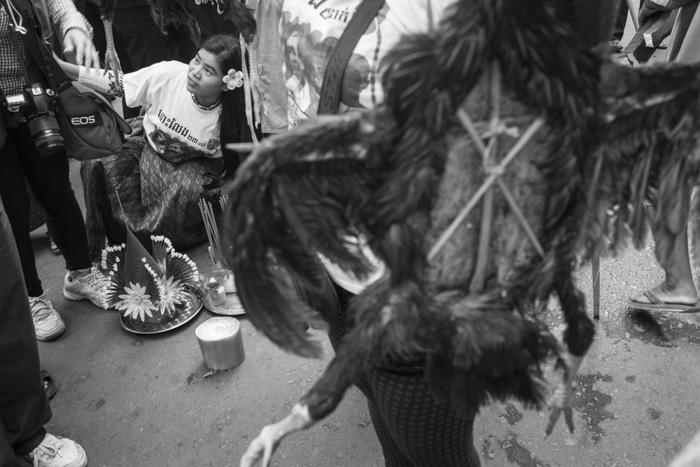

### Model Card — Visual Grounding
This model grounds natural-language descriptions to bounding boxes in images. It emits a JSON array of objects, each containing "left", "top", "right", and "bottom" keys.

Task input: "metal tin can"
[{"left": 195, "top": 317, "right": 245, "bottom": 370}]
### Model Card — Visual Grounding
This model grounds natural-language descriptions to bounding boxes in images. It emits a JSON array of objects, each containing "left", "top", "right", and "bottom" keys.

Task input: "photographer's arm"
[
  {"left": 48, "top": 0, "right": 99, "bottom": 69},
  {"left": 54, "top": 54, "right": 124, "bottom": 98}
]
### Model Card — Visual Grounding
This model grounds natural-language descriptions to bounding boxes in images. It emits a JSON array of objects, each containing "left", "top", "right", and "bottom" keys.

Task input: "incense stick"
[
  {"left": 198, "top": 199, "right": 220, "bottom": 267},
  {"left": 198, "top": 197, "right": 229, "bottom": 269}
]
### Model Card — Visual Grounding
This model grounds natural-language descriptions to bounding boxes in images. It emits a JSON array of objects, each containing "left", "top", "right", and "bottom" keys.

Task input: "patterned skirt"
[{"left": 81, "top": 138, "right": 223, "bottom": 259}]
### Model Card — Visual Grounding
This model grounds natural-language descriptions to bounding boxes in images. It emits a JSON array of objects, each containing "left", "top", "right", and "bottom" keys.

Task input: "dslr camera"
[{"left": 5, "top": 83, "right": 64, "bottom": 156}]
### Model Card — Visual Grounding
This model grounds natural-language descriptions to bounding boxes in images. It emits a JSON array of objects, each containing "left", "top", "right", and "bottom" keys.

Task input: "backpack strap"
[{"left": 317, "top": 0, "right": 385, "bottom": 115}]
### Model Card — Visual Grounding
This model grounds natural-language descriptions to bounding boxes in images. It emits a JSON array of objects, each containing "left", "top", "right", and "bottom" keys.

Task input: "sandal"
[
  {"left": 41, "top": 370, "right": 57, "bottom": 400},
  {"left": 628, "top": 290, "right": 700, "bottom": 314}
]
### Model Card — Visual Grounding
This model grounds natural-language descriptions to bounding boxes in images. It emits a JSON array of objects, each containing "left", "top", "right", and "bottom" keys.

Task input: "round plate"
[
  {"left": 119, "top": 284, "right": 204, "bottom": 334},
  {"left": 203, "top": 292, "right": 246, "bottom": 316}
]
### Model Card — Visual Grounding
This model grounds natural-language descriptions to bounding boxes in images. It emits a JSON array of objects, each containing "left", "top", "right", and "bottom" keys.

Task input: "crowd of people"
[{"left": 1, "top": 0, "right": 699, "bottom": 466}]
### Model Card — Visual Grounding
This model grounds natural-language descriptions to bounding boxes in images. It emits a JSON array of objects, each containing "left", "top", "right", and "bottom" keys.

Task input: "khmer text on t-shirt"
[{"left": 124, "top": 61, "right": 223, "bottom": 163}]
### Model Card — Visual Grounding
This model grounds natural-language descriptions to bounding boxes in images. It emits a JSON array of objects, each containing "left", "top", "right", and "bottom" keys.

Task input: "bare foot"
[{"left": 629, "top": 282, "right": 697, "bottom": 306}]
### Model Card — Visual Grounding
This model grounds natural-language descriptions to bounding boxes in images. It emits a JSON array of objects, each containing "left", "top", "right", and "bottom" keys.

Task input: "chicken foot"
[
  {"left": 101, "top": 17, "right": 122, "bottom": 75},
  {"left": 545, "top": 352, "right": 584, "bottom": 437}
]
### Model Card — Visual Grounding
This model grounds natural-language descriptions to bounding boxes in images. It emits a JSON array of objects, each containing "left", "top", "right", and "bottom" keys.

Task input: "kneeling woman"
[{"left": 58, "top": 34, "right": 253, "bottom": 257}]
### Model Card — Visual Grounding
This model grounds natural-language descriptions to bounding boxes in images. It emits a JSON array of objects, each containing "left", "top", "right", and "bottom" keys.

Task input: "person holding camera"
[{"left": 0, "top": 0, "right": 106, "bottom": 345}]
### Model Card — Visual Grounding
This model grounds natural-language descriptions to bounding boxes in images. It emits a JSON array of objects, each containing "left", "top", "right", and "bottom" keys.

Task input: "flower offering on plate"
[{"left": 102, "top": 231, "right": 203, "bottom": 333}]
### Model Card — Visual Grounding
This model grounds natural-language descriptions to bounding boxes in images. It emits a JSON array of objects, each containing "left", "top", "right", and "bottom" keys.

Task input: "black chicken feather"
[
  {"left": 224, "top": 0, "right": 600, "bottom": 418},
  {"left": 147, "top": 0, "right": 200, "bottom": 46},
  {"left": 225, "top": 0, "right": 700, "bottom": 444},
  {"left": 222, "top": 113, "right": 405, "bottom": 358}
]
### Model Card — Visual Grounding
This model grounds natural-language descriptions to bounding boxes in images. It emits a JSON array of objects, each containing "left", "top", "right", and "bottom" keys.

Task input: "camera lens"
[{"left": 28, "top": 114, "right": 64, "bottom": 156}]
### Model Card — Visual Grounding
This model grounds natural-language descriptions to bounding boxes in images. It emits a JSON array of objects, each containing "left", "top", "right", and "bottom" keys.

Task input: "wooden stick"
[
  {"left": 470, "top": 61, "right": 501, "bottom": 293},
  {"left": 199, "top": 199, "right": 221, "bottom": 266},
  {"left": 207, "top": 201, "right": 225, "bottom": 267},
  {"left": 496, "top": 178, "right": 545, "bottom": 258},
  {"left": 592, "top": 253, "right": 600, "bottom": 320},
  {"left": 456, "top": 108, "right": 486, "bottom": 154},
  {"left": 205, "top": 202, "right": 221, "bottom": 263},
  {"left": 428, "top": 116, "right": 545, "bottom": 261},
  {"left": 199, "top": 199, "right": 216, "bottom": 258},
  {"left": 208, "top": 246, "right": 217, "bottom": 269}
]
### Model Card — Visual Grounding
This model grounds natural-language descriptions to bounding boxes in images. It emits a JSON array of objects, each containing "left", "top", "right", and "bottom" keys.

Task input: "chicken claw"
[
  {"left": 240, "top": 403, "right": 314, "bottom": 467},
  {"left": 545, "top": 353, "right": 584, "bottom": 437},
  {"left": 103, "top": 48, "right": 122, "bottom": 76},
  {"left": 101, "top": 17, "right": 123, "bottom": 76}
]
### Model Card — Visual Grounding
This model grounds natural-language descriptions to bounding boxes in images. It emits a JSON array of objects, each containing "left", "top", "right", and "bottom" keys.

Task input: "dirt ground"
[
  {"left": 34, "top": 153, "right": 700, "bottom": 467},
  {"left": 31, "top": 17, "right": 700, "bottom": 467}
]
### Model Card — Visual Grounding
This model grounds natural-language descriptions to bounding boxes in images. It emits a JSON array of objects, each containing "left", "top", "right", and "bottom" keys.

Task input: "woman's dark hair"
[{"left": 200, "top": 34, "right": 255, "bottom": 182}]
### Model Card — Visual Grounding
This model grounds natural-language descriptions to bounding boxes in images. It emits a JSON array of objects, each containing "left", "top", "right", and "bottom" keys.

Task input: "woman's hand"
[{"left": 63, "top": 28, "right": 100, "bottom": 70}]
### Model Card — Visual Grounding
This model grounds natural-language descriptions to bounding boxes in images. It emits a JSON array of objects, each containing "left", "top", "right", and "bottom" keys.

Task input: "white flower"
[
  {"left": 116, "top": 282, "right": 157, "bottom": 321},
  {"left": 223, "top": 69, "right": 244, "bottom": 90},
  {"left": 159, "top": 275, "right": 184, "bottom": 315}
]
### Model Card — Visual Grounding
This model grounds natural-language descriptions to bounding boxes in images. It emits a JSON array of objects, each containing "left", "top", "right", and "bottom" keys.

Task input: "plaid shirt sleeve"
[
  {"left": 47, "top": 0, "right": 93, "bottom": 39},
  {"left": 0, "top": 1, "right": 93, "bottom": 97}
]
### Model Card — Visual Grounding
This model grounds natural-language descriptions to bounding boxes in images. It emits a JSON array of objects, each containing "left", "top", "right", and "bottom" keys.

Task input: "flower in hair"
[{"left": 223, "top": 69, "right": 244, "bottom": 90}]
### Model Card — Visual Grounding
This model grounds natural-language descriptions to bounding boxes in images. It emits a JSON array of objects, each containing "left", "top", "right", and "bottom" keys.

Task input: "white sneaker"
[
  {"left": 26, "top": 433, "right": 87, "bottom": 467},
  {"left": 63, "top": 267, "right": 108, "bottom": 310},
  {"left": 29, "top": 294, "right": 65, "bottom": 341}
]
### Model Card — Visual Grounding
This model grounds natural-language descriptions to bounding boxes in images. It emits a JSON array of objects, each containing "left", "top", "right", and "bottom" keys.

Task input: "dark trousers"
[
  {"left": 0, "top": 124, "right": 92, "bottom": 297},
  {"left": 0, "top": 197, "right": 51, "bottom": 466},
  {"left": 613, "top": 0, "right": 630, "bottom": 40}
]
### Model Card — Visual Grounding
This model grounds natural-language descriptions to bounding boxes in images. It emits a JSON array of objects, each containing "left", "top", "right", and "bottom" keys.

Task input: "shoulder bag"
[{"left": 4, "top": 0, "right": 131, "bottom": 160}]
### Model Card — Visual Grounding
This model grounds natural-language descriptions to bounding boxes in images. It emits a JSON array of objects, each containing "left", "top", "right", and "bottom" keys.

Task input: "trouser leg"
[
  {"left": 0, "top": 129, "right": 43, "bottom": 296},
  {"left": 612, "top": 0, "right": 629, "bottom": 40},
  {"left": 0, "top": 197, "right": 51, "bottom": 462},
  {"left": 10, "top": 125, "right": 93, "bottom": 273}
]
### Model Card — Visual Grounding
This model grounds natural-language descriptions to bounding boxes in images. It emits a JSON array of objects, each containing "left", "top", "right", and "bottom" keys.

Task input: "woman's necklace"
[{"left": 191, "top": 93, "right": 221, "bottom": 111}]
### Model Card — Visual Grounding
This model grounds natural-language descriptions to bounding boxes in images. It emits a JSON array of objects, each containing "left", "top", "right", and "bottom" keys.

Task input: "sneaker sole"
[
  {"left": 63, "top": 290, "right": 105, "bottom": 310},
  {"left": 70, "top": 443, "right": 88, "bottom": 467},
  {"left": 36, "top": 324, "right": 66, "bottom": 342}
]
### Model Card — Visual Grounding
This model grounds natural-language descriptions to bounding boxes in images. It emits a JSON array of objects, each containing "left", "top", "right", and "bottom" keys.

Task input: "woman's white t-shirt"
[{"left": 124, "top": 61, "right": 223, "bottom": 163}]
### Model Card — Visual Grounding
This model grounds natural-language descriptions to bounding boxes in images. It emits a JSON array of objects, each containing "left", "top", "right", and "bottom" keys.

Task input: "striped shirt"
[{"left": 0, "top": 0, "right": 92, "bottom": 97}]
